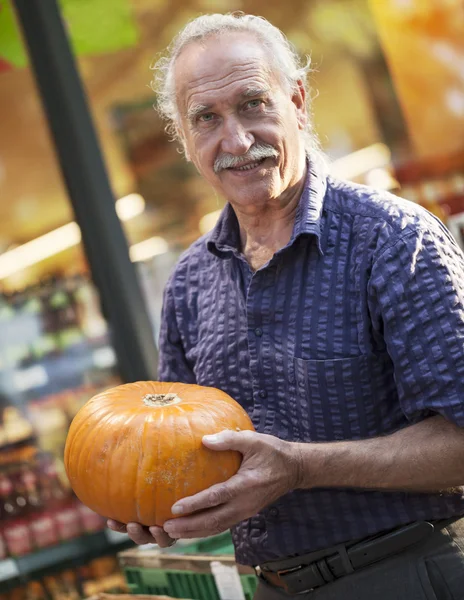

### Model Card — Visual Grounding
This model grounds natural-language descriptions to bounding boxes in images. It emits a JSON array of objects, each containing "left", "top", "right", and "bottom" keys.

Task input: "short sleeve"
[
  {"left": 158, "top": 280, "right": 196, "bottom": 384},
  {"left": 369, "top": 224, "right": 464, "bottom": 426}
]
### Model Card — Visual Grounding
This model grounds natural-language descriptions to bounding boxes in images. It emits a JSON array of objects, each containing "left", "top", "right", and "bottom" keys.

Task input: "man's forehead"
[
  {"left": 174, "top": 33, "right": 275, "bottom": 100},
  {"left": 176, "top": 31, "right": 270, "bottom": 71}
]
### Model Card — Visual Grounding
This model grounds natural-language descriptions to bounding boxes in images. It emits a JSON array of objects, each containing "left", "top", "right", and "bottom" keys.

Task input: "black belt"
[{"left": 256, "top": 518, "right": 460, "bottom": 595}]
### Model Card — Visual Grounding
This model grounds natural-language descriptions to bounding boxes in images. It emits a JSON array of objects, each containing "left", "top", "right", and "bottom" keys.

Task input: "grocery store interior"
[{"left": 0, "top": 0, "right": 463, "bottom": 599}]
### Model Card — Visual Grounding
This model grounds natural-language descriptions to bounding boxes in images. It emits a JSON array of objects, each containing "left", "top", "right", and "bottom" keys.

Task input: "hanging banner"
[
  {"left": 0, "top": 0, "right": 26, "bottom": 68},
  {"left": 368, "top": 0, "right": 464, "bottom": 160},
  {"left": 0, "top": 0, "right": 139, "bottom": 70}
]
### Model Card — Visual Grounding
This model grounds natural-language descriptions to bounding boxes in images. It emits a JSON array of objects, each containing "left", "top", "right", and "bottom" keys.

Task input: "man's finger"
[
  {"left": 126, "top": 522, "right": 156, "bottom": 545},
  {"left": 107, "top": 519, "right": 127, "bottom": 532},
  {"left": 148, "top": 525, "right": 177, "bottom": 548},
  {"left": 165, "top": 505, "right": 235, "bottom": 537},
  {"left": 171, "top": 474, "right": 244, "bottom": 517},
  {"left": 168, "top": 529, "right": 216, "bottom": 540}
]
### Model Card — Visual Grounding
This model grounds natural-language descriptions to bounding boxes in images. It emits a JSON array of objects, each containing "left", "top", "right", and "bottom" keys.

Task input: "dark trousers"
[{"left": 253, "top": 519, "right": 464, "bottom": 599}]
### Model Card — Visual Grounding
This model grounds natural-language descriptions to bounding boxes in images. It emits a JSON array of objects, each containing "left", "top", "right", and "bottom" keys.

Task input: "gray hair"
[{"left": 150, "top": 12, "right": 321, "bottom": 157}]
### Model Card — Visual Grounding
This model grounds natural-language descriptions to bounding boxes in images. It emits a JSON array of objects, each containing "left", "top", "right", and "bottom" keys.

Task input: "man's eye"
[
  {"left": 246, "top": 99, "right": 263, "bottom": 109},
  {"left": 198, "top": 113, "right": 215, "bottom": 122}
]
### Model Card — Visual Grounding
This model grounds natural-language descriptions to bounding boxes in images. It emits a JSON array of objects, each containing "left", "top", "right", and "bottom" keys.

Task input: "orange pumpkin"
[{"left": 64, "top": 381, "right": 254, "bottom": 526}]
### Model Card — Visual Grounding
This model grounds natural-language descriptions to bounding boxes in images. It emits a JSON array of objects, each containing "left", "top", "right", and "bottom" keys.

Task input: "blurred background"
[{"left": 0, "top": 0, "right": 463, "bottom": 598}]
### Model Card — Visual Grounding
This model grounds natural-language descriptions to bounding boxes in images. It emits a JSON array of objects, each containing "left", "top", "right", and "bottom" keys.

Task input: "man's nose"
[{"left": 220, "top": 117, "right": 254, "bottom": 155}]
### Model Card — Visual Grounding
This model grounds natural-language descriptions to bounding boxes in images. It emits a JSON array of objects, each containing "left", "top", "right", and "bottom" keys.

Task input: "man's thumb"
[{"left": 202, "top": 429, "right": 255, "bottom": 451}]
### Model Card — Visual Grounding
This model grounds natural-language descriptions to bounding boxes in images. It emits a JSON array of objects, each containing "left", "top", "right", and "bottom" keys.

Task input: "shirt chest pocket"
[{"left": 291, "top": 353, "right": 398, "bottom": 442}]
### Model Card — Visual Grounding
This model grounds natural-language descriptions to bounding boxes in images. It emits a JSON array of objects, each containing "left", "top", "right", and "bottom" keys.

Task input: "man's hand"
[
  {"left": 162, "top": 430, "right": 301, "bottom": 539},
  {"left": 106, "top": 520, "right": 177, "bottom": 548}
]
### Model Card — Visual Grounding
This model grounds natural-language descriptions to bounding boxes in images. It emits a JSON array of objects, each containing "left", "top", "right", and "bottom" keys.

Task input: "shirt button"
[
  {"left": 269, "top": 507, "right": 279, "bottom": 518},
  {"left": 254, "top": 327, "right": 263, "bottom": 337},
  {"left": 259, "top": 390, "right": 268, "bottom": 399}
]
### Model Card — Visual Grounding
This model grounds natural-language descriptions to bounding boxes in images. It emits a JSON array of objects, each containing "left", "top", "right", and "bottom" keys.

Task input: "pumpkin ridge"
[
  {"left": 104, "top": 408, "right": 133, "bottom": 523},
  {"left": 66, "top": 400, "right": 107, "bottom": 455},
  {"left": 116, "top": 412, "right": 145, "bottom": 523},
  {"left": 153, "top": 406, "right": 163, "bottom": 525},
  {"left": 76, "top": 406, "right": 118, "bottom": 515},
  {"left": 183, "top": 413, "right": 204, "bottom": 516},
  {"left": 72, "top": 405, "right": 111, "bottom": 471},
  {"left": 135, "top": 418, "right": 147, "bottom": 524},
  {"left": 170, "top": 410, "right": 181, "bottom": 524},
  {"left": 200, "top": 401, "right": 240, "bottom": 432},
  {"left": 69, "top": 409, "right": 102, "bottom": 509}
]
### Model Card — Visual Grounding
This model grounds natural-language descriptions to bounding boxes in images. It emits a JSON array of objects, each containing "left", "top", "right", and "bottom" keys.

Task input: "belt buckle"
[
  {"left": 255, "top": 564, "right": 316, "bottom": 594},
  {"left": 277, "top": 564, "right": 303, "bottom": 577},
  {"left": 277, "top": 565, "right": 315, "bottom": 594}
]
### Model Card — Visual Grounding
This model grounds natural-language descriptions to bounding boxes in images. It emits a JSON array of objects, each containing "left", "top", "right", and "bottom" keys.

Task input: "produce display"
[
  {"left": 0, "top": 274, "right": 126, "bottom": 594},
  {"left": 64, "top": 381, "right": 254, "bottom": 526},
  {"left": 0, "top": 555, "right": 127, "bottom": 600},
  {"left": 0, "top": 449, "right": 106, "bottom": 559}
]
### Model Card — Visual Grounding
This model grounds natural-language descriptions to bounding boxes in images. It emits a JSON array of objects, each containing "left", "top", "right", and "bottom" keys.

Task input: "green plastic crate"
[
  {"left": 120, "top": 531, "right": 256, "bottom": 600},
  {"left": 124, "top": 566, "right": 258, "bottom": 600},
  {"left": 170, "top": 532, "right": 234, "bottom": 555}
]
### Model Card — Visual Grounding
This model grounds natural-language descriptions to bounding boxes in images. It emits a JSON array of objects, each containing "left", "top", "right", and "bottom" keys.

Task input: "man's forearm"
[{"left": 294, "top": 415, "right": 464, "bottom": 493}]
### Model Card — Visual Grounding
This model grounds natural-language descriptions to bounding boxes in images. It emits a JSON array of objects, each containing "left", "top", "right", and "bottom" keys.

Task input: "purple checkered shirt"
[{"left": 158, "top": 161, "right": 464, "bottom": 566}]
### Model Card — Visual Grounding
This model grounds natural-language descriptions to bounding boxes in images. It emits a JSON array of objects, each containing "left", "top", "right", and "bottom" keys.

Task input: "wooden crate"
[
  {"left": 118, "top": 549, "right": 254, "bottom": 576},
  {"left": 86, "top": 594, "right": 190, "bottom": 600}
]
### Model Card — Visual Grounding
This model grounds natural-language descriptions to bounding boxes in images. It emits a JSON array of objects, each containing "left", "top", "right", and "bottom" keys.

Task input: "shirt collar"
[{"left": 207, "top": 157, "right": 327, "bottom": 258}]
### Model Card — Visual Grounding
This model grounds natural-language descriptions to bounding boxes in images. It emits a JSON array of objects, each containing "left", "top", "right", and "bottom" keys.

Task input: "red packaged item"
[
  {"left": 19, "top": 466, "right": 58, "bottom": 549},
  {"left": 0, "top": 484, "right": 7, "bottom": 559},
  {"left": 0, "top": 472, "right": 33, "bottom": 557},
  {"left": 39, "top": 457, "right": 81, "bottom": 541},
  {"left": 77, "top": 502, "right": 105, "bottom": 533},
  {"left": 0, "top": 529, "right": 7, "bottom": 559},
  {"left": 55, "top": 502, "right": 82, "bottom": 540}
]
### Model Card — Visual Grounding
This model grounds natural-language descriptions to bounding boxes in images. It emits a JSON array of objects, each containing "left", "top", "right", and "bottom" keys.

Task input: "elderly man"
[{"left": 108, "top": 13, "right": 464, "bottom": 599}]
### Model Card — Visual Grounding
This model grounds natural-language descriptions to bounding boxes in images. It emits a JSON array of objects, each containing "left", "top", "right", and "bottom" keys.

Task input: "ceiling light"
[
  {"left": 115, "top": 193, "right": 145, "bottom": 221},
  {"left": 331, "top": 143, "right": 391, "bottom": 180},
  {"left": 0, "top": 193, "right": 145, "bottom": 280},
  {"left": 0, "top": 222, "right": 82, "bottom": 279},
  {"left": 199, "top": 209, "right": 222, "bottom": 235},
  {"left": 130, "top": 236, "right": 169, "bottom": 263},
  {"left": 365, "top": 168, "right": 399, "bottom": 191}
]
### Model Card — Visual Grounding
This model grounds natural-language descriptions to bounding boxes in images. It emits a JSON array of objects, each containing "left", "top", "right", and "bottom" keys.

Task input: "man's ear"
[
  {"left": 292, "top": 79, "right": 308, "bottom": 130},
  {"left": 182, "top": 144, "right": 191, "bottom": 162},
  {"left": 175, "top": 125, "right": 191, "bottom": 161}
]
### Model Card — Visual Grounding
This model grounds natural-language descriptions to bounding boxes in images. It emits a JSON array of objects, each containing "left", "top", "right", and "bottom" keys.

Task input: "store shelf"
[
  {"left": 15, "top": 337, "right": 116, "bottom": 401},
  {"left": 0, "top": 529, "right": 134, "bottom": 591},
  {"left": 0, "top": 436, "right": 36, "bottom": 454}
]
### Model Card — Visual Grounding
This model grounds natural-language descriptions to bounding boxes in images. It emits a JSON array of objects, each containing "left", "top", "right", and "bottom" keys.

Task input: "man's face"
[{"left": 174, "top": 32, "right": 308, "bottom": 210}]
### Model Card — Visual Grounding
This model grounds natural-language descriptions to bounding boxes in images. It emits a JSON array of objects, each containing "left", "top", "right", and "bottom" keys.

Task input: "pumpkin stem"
[{"left": 143, "top": 393, "right": 181, "bottom": 407}]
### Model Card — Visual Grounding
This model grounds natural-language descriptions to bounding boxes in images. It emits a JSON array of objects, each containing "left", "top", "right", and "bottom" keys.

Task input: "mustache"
[{"left": 214, "top": 143, "right": 279, "bottom": 174}]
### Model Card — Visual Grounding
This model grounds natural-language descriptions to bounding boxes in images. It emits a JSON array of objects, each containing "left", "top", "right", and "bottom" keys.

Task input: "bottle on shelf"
[
  {"left": 73, "top": 274, "right": 108, "bottom": 341},
  {"left": 21, "top": 285, "right": 57, "bottom": 364},
  {"left": 48, "top": 278, "right": 84, "bottom": 351},
  {"left": 37, "top": 455, "right": 82, "bottom": 542},
  {"left": 25, "top": 581, "right": 48, "bottom": 600},
  {"left": 0, "top": 292, "right": 28, "bottom": 370},
  {"left": 19, "top": 463, "right": 59, "bottom": 549},
  {"left": 60, "top": 570, "right": 81, "bottom": 600},
  {"left": 0, "top": 470, "right": 33, "bottom": 557},
  {"left": 0, "top": 511, "right": 6, "bottom": 559},
  {"left": 42, "top": 575, "right": 68, "bottom": 600}
]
